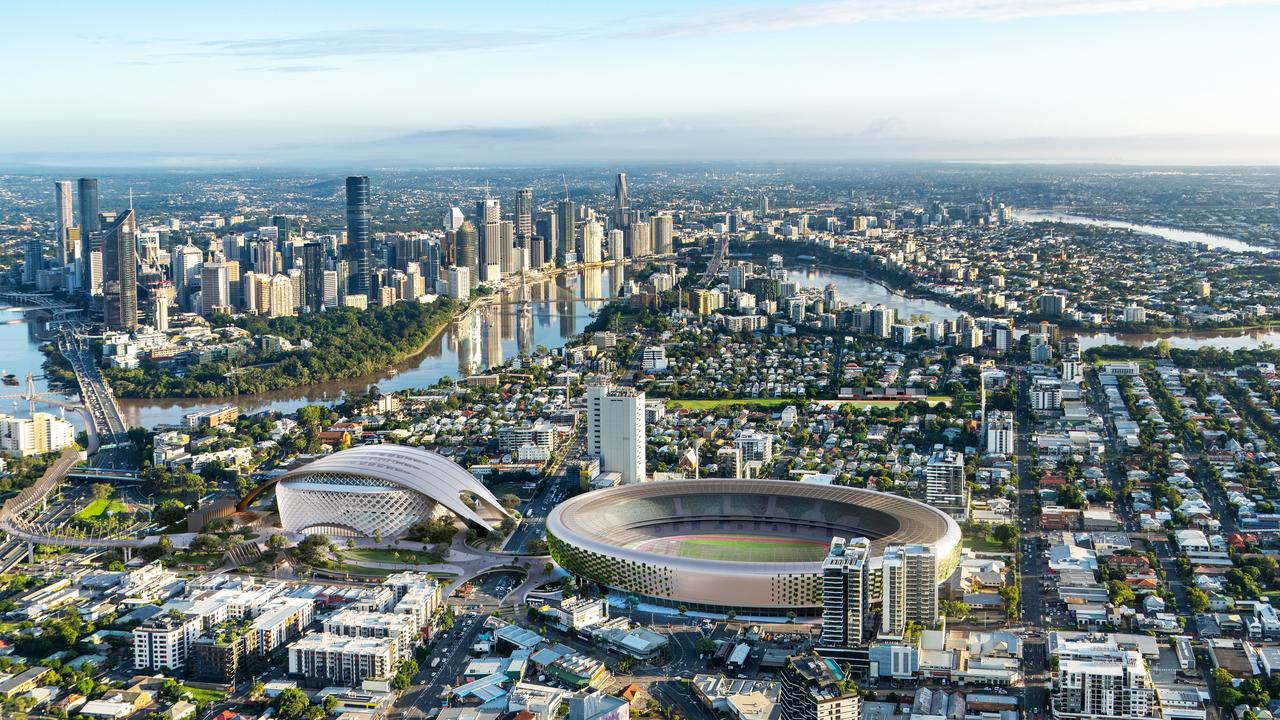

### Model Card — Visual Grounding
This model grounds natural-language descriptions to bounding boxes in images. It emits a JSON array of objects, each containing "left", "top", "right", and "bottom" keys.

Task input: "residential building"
[
  {"left": 821, "top": 537, "right": 871, "bottom": 649},
  {"left": 586, "top": 384, "right": 646, "bottom": 485},
  {"left": 288, "top": 633, "right": 397, "bottom": 686},
  {"left": 881, "top": 544, "right": 939, "bottom": 636},
  {"left": 779, "top": 654, "right": 861, "bottom": 720},
  {"left": 924, "top": 447, "right": 969, "bottom": 521}
]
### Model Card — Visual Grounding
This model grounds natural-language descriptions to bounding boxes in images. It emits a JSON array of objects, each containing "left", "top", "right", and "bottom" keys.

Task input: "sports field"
[{"left": 631, "top": 533, "right": 828, "bottom": 562}]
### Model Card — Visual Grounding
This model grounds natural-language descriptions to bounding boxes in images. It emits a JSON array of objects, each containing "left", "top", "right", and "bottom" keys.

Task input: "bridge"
[
  {"left": 0, "top": 291, "right": 77, "bottom": 311},
  {"left": 0, "top": 448, "right": 153, "bottom": 560},
  {"left": 699, "top": 234, "right": 730, "bottom": 287},
  {"left": 57, "top": 327, "right": 131, "bottom": 460}
]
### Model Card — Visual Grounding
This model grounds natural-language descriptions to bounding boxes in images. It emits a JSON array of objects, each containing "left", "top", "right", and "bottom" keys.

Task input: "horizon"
[{"left": 4, "top": 0, "right": 1279, "bottom": 167}]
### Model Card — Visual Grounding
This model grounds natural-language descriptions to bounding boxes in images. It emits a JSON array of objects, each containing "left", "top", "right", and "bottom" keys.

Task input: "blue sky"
[{"left": 3, "top": 0, "right": 1278, "bottom": 166}]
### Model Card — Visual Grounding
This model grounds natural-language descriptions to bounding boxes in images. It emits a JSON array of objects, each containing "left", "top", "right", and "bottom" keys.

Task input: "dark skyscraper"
[
  {"left": 456, "top": 222, "right": 479, "bottom": 287},
  {"left": 615, "top": 172, "right": 628, "bottom": 210},
  {"left": 77, "top": 178, "right": 100, "bottom": 294},
  {"left": 345, "top": 176, "right": 371, "bottom": 297},
  {"left": 556, "top": 199, "right": 575, "bottom": 262},
  {"left": 102, "top": 209, "right": 137, "bottom": 331},
  {"left": 302, "top": 241, "right": 324, "bottom": 312},
  {"left": 536, "top": 213, "right": 557, "bottom": 264}
]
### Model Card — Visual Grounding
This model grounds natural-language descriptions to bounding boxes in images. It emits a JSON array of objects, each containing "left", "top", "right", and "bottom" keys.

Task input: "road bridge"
[{"left": 698, "top": 234, "right": 730, "bottom": 287}]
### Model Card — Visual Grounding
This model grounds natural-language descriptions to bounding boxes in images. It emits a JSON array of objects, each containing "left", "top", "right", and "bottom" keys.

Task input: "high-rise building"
[
  {"left": 268, "top": 274, "right": 296, "bottom": 317},
  {"left": 985, "top": 411, "right": 1016, "bottom": 455},
  {"left": 586, "top": 384, "right": 646, "bottom": 484},
  {"left": 77, "top": 178, "right": 100, "bottom": 295},
  {"left": 102, "top": 209, "right": 138, "bottom": 331},
  {"left": 1051, "top": 637, "right": 1157, "bottom": 720},
  {"left": 923, "top": 447, "right": 968, "bottom": 521},
  {"left": 54, "top": 180, "right": 75, "bottom": 265},
  {"left": 443, "top": 206, "right": 465, "bottom": 232},
  {"left": 779, "top": 654, "right": 861, "bottom": 720},
  {"left": 880, "top": 544, "right": 939, "bottom": 637},
  {"left": 614, "top": 172, "right": 628, "bottom": 211},
  {"left": 456, "top": 222, "right": 479, "bottom": 287},
  {"left": 322, "top": 270, "right": 340, "bottom": 308},
  {"left": 820, "top": 537, "right": 871, "bottom": 649},
  {"left": 200, "top": 251, "right": 230, "bottom": 316},
  {"left": 481, "top": 220, "right": 503, "bottom": 281},
  {"left": 652, "top": 213, "right": 673, "bottom": 255},
  {"left": 302, "top": 241, "right": 325, "bottom": 312},
  {"left": 346, "top": 176, "right": 371, "bottom": 297},
  {"left": 536, "top": 213, "right": 557, "bottom": 263},
  {"left": 447, "top": 266, "right": 470, "bottom": 300},
  {"left": 173, "top": 241, "right": 202, "bottom": 311},
  {"left": 606, "top": 228, "right": 624, "bottom": 260},
  {"left": 516, "top": 187, "right": 533, "bottom": 238},
  {"left": 556, "top": 199, "right": 575, "bottom": 262},
  {"left": 581, "top": 220, "right": 603, "bottom": 264},
  {"left": 152, "top": 294, "right": 171, "bottom": 332}
]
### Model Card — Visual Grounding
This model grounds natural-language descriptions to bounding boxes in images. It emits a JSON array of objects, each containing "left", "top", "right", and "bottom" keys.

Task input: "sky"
[{"left": 2, "top": 0, "right": 1278, "bottom": 167}]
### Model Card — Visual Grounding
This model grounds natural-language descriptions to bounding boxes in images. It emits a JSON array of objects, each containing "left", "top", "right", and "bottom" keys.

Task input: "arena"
[
  {"left": 259, "top": 445, "right": 511, "bottom": 538},
  {"left": 546, "top": 479, "right": 961, "bottom": 615}
]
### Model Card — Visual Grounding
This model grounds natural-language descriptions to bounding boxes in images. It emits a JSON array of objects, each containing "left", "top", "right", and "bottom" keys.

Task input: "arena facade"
[
  {"left": 269, "top": 445, "right": 510, "bottom": 538},
  {"left": 546, "top": 479, "right": 961, "bottom": 614}
]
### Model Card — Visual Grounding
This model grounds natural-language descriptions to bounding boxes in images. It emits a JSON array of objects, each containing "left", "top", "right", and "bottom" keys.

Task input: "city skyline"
[{"left": 2, "top": 0, "right": 1278, "bottom": 168}]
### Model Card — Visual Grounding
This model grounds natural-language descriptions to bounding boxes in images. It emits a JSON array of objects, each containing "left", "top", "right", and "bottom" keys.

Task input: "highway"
[
  {"left": 698, "top": 234, "right": 730, "bottom": 288},
  {"left": 57, "top": 327, "right": 134, "bottom": 468},
  {"left": 1013, "top": 368, "right": 1048, "bottom": 719}
]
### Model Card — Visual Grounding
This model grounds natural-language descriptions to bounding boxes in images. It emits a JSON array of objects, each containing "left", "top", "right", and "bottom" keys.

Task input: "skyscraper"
[
  {"left": 101, "top": 209, "right": 138, "bottom": 331},
  {"left": 652, "top": 213, "right": 674, "bottom": 255},
  {"left": 77, "top": 178, "right": 100, "bottom": 295},
  {"left": 200, "top": 251, "right": 230, "bottom": 316},
  {"left": 345, "top": 176, "right": 371, "bottom": 297},
  {"left": 516, "top": 187, "right": 533, "bottom": 239},
  {"left": 302, "top": 241, "right": 325, "bottom": 312},
  {"left": 586, "top": 384, "right": 646, "bottom": 485},
  {"left": 820, "top": 537, "right": 871, "bottom": 649},
  {"left": 880, "top": 544, "right": 939, "bottom": 637},
  {"left": 173, "top": 241, "right": 203, "bottom": 312},
  {"left": 924, "top": 447, "right": 969, "bottom": 521},
  {"left": 54, "top": 181, "right": 75, "bottom": 265},
  {"left": 442, "top": 206, "right": 465, "bottom": 232},
  {"left": 614, "top": 172, "right": 628, "bottom": 211},
  {"left": 556, "top": 199, "right": 575, "bottom": 262},
  {"left": 536, "top": 213, "right": 557, "bottom": 264},
  {"left": 455, "top": 222, "right": 479, "bottom": 290},
  {"left": 581, "top": 220, "right": 602, "bottom": 264}
]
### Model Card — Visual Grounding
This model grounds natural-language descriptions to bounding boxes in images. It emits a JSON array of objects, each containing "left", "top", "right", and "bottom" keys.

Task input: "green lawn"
[
  {"left": 169, "top": 551, "right": 224, "bottom": 568},
  {"left": 672, "top": 534, "right": 827, "bottom": 562},
  {"left": 827, "top": 395, "right": 952, "bottom": 408},
  {"left": 342, "top": 548, "right": 444, "bottom": 565},
  {"left": 323, "top": 561, "right": 398, "bottom": 577},
  {"left": 666, "top": 398, "right": 799, "bottom": 410},
  {"left": 75, "top": 497, "right": 128, "bottom": 520},
  {"left": 964, "top": 534, "right": 1012, "bottom": 554},
  {"left": 179, "top": 685, "right": 225, "bottom": 705}
]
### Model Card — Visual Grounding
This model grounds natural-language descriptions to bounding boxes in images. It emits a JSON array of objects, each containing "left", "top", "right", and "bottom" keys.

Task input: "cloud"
[
  {"left": 243, "top": 64, "right": 337, "bottom": 73},
  {"left": 193, "top": 27, "right": 549, "bottom": 60},
  {"left": 642, "top": 0, "right": 1280, "bottom": 36}
]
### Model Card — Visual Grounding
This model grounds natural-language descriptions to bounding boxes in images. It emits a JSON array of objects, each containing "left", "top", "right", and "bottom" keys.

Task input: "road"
[
  {"left": 1013, "top": 368, "right": 1048, "bottom": 718},
  {"left": 503, "top": 469, "right": 576, "bottom": 553},
  {"left": 396, "top": 613, "right": 488, "bottom": 719},
  {"left": 58, "top": 327, "right": 133, "bottom": 468}
]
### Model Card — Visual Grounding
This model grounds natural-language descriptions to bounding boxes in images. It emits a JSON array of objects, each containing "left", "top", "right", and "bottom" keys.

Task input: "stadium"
[
  {"left": 251, "top": 445, "right": 511, "bottom": 538},
  {"left": 546, "top": 479, "right": 961, "bottom": 615}
]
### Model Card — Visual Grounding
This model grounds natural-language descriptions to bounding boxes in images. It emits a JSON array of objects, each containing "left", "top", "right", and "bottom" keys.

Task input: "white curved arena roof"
[{"left": 276, "top": 444, "right": 511, "bottom": 531}]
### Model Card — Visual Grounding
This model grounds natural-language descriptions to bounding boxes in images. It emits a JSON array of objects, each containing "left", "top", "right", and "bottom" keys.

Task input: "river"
[
  {"left": 1014, "top": 209, "right": 1269, "bottom": 254},
  {"left": 0, "top": 266, "right": 628, "bottom": 429}
]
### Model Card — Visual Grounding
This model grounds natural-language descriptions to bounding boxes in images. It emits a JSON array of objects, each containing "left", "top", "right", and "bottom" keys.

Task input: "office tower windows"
[
  {"left": 77, "top": 178, "right": 100, "bottom": 295},
  {"left": 200, "top": 251, "right": 230, "bottom": 316},
  {"left": 615, "top": 172, "right": 628, "bottom": 211},
  {"left": 345, "top": 176, "right": 371, "bottom": 297},
  {"left": 54, "top": 181, "right": 75, "bottom": 264},
  {"left": 581, "top": 220, "right": 602, "bottom": 264},
  {"left": 556, "top": 200, "right": 575, "bottom": 262},
  {"left": 536, "top": 213, "right": 557, "bottom": 264},
  {"left": 455, "top": 222, "right": 479, "bottom": 288},
  {"left": 102, "top": 209, "right": 138, "bottom": 331},
  {"left": 924, "top": 447, "right": 969, "bottom": 521},
  {"left": 516, "top": 187, "right": 533, "bottom": 239},
  {"left": 303, "top": 241, "right": 324, "bottom": 312}
]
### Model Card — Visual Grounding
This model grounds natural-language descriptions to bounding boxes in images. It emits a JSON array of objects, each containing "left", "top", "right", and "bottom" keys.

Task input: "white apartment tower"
[
  {"left": 880, "top": 544, "right": 939, "bottom": 637},
  {"left": 586, "top": 384, "right": 646, "bottom": 484},
  {"left": 924, "top": 446, "right": 969, "bottom": 521}
]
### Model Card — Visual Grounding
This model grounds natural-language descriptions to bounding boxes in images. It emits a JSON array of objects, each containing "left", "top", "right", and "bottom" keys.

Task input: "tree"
[
  {"left": 725, "top": 610, "right": 737, "bottom": 623},
  {"left": 267, "top": 533, "right": 289, "bottom": 551},
  {"left": 274, "top": 688, "right": 310, "bottom": 720},
  {"left": 991, "top": 523, "right": 1018, "bottom": 551},
  {"left": 695, "top": 637, "right": 717, "bottom": 655},
  {"left": 154, "top": 499, "right": 187, "bottom": 526},
  {"left": 1106, "top": 580, "right": 1136, "bottom": 607},
  {"left": 940, "top": 600, "right": 971, "bottom": 619},
  {"left": 249, "top": 679, "right": 265, "bottom": 699},
  {"left": 373, "top": 528, "right": 383, "bottom": 545},
  {"left": 90, "top": 483, "right": 112, "bottom": 502},
  {"left": 1187, "top": 587, "right": 1211, "bottom": 613}
]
